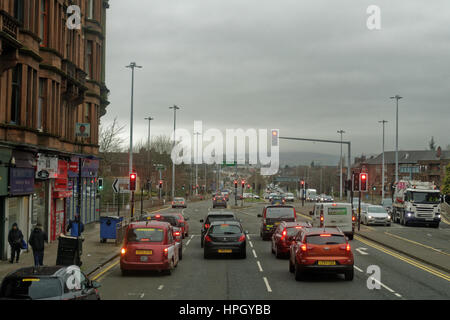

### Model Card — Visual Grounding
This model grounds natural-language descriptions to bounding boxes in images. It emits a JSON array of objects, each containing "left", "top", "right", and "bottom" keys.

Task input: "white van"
[{"left": 310, "top": 203, "right": 354, "bottom": 240}]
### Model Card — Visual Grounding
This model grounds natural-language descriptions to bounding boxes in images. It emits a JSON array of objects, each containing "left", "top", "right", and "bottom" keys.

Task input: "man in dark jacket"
[
  {"left": 28, "top": 224, "right": 48, "bottom": 267},
  {"left": 8, "top": 223, "right": 23, "bottom": 263},
  {"left": 67, "top": 213, "right": 84, "bottom": 237}
]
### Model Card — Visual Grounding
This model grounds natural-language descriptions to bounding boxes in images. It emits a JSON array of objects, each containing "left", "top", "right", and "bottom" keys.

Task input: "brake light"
[
  {"left": 280, "top": 229, "right": 287, "bottom": 241},
  {"left": 163, "top": 248, "right": 168, "bottom": 257},
  {"left": 204, "top": 224, "right": 210, "bottom": 229},
  {"left": 205, "top": 235, "right": 212, "bottom": 242},
  {"left": 121, "top": 248, "right": 126, "bottom": 255},
  {"left": 174, "top": 231, "right": 181, "bottom": 237},
  {"left": 238, "top": 234, "right": 246, "bottom": 242},
  {"left": 213, "top": 198, "right": 216, "bottom": 201},
  {"left": 301, "top": 244, "right": 307, "bottom": 252},
  {"left": 172, "top": 202, "right": 175, "bottom": 205},
  {"left": 352, "top": 216, "right": 356, "bottom": 222},
  {"left": 346, "top": 244, "right": 351, "bottom": 252},
  {"left": 156, "top": 215, "right": 161, "bottom": 219},
  {"left": 320, "top": 216, "right": 324, "bottom": 222},
  {"left": 320, "top": 234, "right": 331, "bottom": 237}
]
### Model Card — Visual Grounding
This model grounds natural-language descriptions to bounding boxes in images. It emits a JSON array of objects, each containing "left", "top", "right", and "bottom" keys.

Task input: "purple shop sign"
[
  {"left": 81, "top": 159, "right": 99, "bottom": 178},
  {"left": 10, "top": 168, "right": 35, "bottom": 195}
]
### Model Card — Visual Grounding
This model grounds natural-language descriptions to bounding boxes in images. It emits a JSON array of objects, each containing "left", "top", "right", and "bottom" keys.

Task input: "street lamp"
[
  {"left": 390, "top": 95, "right": 403, "bottom": 183},
  {"left": 126, "top": 62, "right": 142, "bottom": 218},
  {"left": 337, "top": 130, "right": 345, "bottom": 200},
  {"left": 194, "top": 131, "right": 201, "bottom": 196},
  {"left": 170, "top": 105, "right": 180, "bottom": 200},
  {"left": 145, "top": 116, "right": 154, "bottom": 194},
  {"left": 379, "top": 120, "right": 388, "bottom": 200}
]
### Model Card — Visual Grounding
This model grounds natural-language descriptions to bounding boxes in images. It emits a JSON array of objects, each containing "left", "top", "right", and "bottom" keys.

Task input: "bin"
[
  {"left": 56, "top": 235, "right": 83, "bottom": 267},
  {"left": 100, "top": 216, "right": 124, "bottom": 243}
]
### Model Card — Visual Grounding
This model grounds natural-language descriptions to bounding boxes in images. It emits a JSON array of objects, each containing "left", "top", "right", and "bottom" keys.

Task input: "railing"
[
  {"left": 0, "top": 10, "right": 19, "bottom": 39},
  {"left": 115, "top": 217, "right": 130, "bottom": 246}
]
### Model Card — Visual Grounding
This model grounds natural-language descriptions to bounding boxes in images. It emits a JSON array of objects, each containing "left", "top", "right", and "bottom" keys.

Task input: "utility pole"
[
  {"left": 390, "top": 95, "right": 403, "bottom": 184},
  {"left": 194, "top": 131, "right": 201, "bottom": 196},
  {"left": 169, "top": 105, "right": 180, "bottom": 200},
  {"left": 145, "top": 116, "right": 154, "bottom": 200},
  {"left": 379, "top": 120, "right": 388, "bottom": 200},
  {"left": 126, "top": 62, "right": 142, "bottom": 218},
  {"left": 337, "top": 130, "right": 346, "bottom": 200}
]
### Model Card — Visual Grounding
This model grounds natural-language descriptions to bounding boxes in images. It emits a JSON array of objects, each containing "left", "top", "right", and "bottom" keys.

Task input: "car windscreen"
[
  {"left": 127, "top": 228, "right": 164, "bottom": 243},
  {"left": 0, "top": 277, "right": 62, "bottom": 300},
  {"left": 410, "top": 192, "right": 440, "bottom": 204},
  {"left": 368, "top": 206, "right": 387, "bottom": 213},
  {"left": 209, "top": 224, "right": 241, "bottom": 235},
  {"left": 265, "top": 207, "right": 295, "bottom": 219},
  {"left": 207, "top": 215, "right": 235, "bottom": 223},
  {"left": 306, "top": 234, "right": 346, "bottom": 245}
]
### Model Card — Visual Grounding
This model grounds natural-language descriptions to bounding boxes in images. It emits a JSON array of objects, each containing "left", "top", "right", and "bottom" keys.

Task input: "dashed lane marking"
[
  {"left": 252, "top": 249, "right": 258, "bottom": 258},
  {"left": 263, "top": 277, "right": 272, "bottom": 293},
  {"left": 257, "top": 261, "right": 263, "bottom": 272},
  {"left": 249, "top": 241, "right": 254, "bottom": 248},
  {"left": 354, "top": 266, "right": 364, "bottom": 272},
  {"left": 158, "top": 285, "right": 164, "bottom": 290}
]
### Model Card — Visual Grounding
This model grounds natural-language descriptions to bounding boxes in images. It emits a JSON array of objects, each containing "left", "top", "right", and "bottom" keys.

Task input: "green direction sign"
[{"left": 222, "top": 161, "right": 237, "bottom": 167}]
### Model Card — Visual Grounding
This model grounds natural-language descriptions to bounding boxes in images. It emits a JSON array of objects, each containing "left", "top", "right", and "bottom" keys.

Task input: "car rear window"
[
  {"left": 286, "top": 227, "right": 304, "bottom": 236},
  {"left": 127, "top": 228, "right": 164, "bottom": 243},
  {"left": 209, "top": 224, "right": 241, "bottom": 235},
  {"left": 174, "top": 198, "right": 184, "bottom": 201},
  {"left": 306, "top": 234, "right": 346, "bottom": 245},
  {"left": 207, "top": 215, "right": 235, "bottom": 223},
  {"left": 0, "top": 277, "right": 62, "bottom": 300},
  {"left": 266, "top": 207, "right": 295, "bottom": 219},
  {"left": 152, "top": 215, "right": 179, "bottom": 227}
]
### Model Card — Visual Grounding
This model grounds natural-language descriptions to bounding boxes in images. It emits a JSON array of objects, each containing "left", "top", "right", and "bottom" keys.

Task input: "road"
[{"left": 92, "top": 200, "right": 450, "bottom": 300}]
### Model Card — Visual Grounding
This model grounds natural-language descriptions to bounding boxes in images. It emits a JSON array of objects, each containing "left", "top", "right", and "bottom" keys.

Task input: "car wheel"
[
  {"left": 275, "top": 246, "right": 283, "bottom": 259},
  {"left": 179, "top": 248, "right": 183, "bottom": 260},
  {"left": 201, "top": 238, "right": 204, "bottom": 248},
  {"left": 345, "top": 268, "right": 354, "bottom": 281},
  {"left": 294, "top": 262, "right": 305, "bottom": 281},
  {"left": 240, "top": 250, "right": 247, "bottom": 259},
  {"left": 121, "top": 269, "right": 129, "bottom": 276},
  {"left": 432, "top": 223, "right": 440, "bottom": 229},
  {"left": 185, "top": 233, "right": 189, "bottom": 237},
  {"left": 289, "top": 258, "right": 295, "bottom": 273},
  {"left": 271, "top": 243, "right": 275, "bottom": 254},
  {"left": 204, "top": 251, "right": 209, "bottom": 259}
]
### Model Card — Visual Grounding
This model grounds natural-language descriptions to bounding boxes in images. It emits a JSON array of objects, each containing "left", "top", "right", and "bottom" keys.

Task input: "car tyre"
[
  {"left": 275, "top": 246, "right": 283, "bottom": 259},
  {"left": 289, "top": 258, "right": 295, "bottom": 273},
  {"left": 121, "top": 269, "right": 129, "bottom": 277},
  {"left": 347, "top": 234, "right": 354, "bottom": 240},
  {"left": 179, "top": 248, "right": 183, "bottom": 260},
  {"left": 345, "top": 268, "right": 354, "bottom": 281},
  {"left": 294, "top": 262, "right": 305, "bottom": 281},
  {"left": 240, "top": 250, "right": 247, "bottom": 259},
  {"left": 204, "top": 251, "right": 209, "bottom": 259}
]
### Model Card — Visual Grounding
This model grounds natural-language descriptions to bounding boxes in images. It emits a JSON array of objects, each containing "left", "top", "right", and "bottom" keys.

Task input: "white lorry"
[
  {"left": 392, "top": 180, "right": 441, "bottom": 228},
  {"left": 306, "top": 189, "right": 318, "bottom": 202}
]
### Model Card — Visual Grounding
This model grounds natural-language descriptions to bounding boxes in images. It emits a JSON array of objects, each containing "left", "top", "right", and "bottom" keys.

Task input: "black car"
[
  {"left": 212, "top": 195, "right": 227, "bottom": 208},
  {"left": 0, "top": 266, "right": 101, "bottom": 300},
  {"left": 258, "top": 205, "right": 297, "bottom": 240},
  {"left": 203, "top": 221, "right": 247, "bottom": 259},
  {"left": 200, "top": 211, "right": 238, "bottom": 247}
]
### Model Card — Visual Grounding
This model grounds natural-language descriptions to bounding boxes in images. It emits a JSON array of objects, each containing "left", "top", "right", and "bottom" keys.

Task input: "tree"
[
  {"left": 429, "top": 136, "right": 436, "bottom": 151},
  {"left": 151, "top": 135, "right": 173, "bottom": 154},
  {"left": 99, "top": 117, "right": 125, "bottom": 153},
  {"left": 442, "top": 163, "right": 450, "bottom": 195}
]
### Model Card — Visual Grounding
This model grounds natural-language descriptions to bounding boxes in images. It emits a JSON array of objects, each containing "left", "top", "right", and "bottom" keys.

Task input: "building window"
[
  {"left": 38, "top": 78, "right": 46, "bottom": 130},
  {"left": 85, "top": 41, "right": 93, "bottom": 79},
  {"left": 14, "top": 0, "right": 24, "bottom": 23},
  {"left": 11, "top": 65, "right": 22, "bottom": 124},
  {"left": 87, "top": 0, "right": 94, "bottom": 19},
  {"left": 39, "top": 0, "right": 49, "bottom": 46},
  {"left": 85, "top": 103, "right": 90, "bottom": 123}
]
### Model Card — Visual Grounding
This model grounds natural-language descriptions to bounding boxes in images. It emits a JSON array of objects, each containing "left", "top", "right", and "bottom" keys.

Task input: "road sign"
[{"left": 113, "top": 178, "right": 130, "bottom": 193}]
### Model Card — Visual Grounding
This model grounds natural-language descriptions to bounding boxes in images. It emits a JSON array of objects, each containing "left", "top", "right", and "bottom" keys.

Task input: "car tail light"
[
  {"left": 174, "top": 231, "right": 181, "bottom": 237},
  {"left": 204, "top": 224, "right": 210, "bottom": 229},
  {"left": 320, "top": 234, "right": 331, "bottom": 237},
  {"left": 280, "top": 229, "right": 287, "bottom": 241},
  {"left": 301, "top": 244, "right": 307, "bottom": 252},
  {"left": 346, "top": 244, "right": 351, "bottom": 252},
  {"left": 213, "top": 198, "right": 216, "bottom": 201},
  {"left": 205, "top": 235, "right": 212, "bottom": 242},
  {"left": 163, "top": 248, "right": 168, "bottom": 257},
  {"left": 238, "top": 234, "right": 246, "bottom": 242},
  {"left": 172, "top": 202, "right": 175, "bottom": 205},
  {"left": 156, "top": 214, "right": 161, "bottom": 219},
  {"left": 121, "top": 248, "right": 126, "bottom": 255},
  {"left": 352, "top": 216, "right": 356, "bottom": 222}
]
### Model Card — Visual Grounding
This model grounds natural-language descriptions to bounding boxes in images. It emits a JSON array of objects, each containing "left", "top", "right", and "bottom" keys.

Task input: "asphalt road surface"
[{"left": 93, "top": 200, "right": 450, "bottom": 300}]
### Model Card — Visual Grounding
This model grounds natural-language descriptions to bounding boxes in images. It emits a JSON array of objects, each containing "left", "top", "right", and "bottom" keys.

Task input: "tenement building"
[{"left": 0, "top": 0, "right": 109, "bottom": 259}]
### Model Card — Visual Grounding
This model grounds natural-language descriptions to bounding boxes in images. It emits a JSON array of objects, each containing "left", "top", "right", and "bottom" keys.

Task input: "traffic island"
[{"left": 356, "top": 227, "right": 450, "bottom": 274}]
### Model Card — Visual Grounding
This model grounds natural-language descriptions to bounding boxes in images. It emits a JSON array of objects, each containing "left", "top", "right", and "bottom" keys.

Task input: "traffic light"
[
  {"left": 98, "top": 178, "right": 104, "bottom": 191},
  {"left": 241, "top": 180, "right": 245, "bottom": 189},
  {"left": 159, "top": 180, "right": 163, "bottom": 189},
  {"left": 234, "top": 180, "right": 238, "bottom": 188},
  {"left": 129, "top": 173, "right": 137, "bottom": 191},
  {"left": 182, "top": 185, "right": 185, "bottom": 190},
  {"left": 300, "top": 180, "right": 305, "bottom": 188},
  {"left": 353, "top": 173, "right": 360, "bottom": 192},
  {"left": 360, "top": 173, "right": 368, "bottom": 192}
]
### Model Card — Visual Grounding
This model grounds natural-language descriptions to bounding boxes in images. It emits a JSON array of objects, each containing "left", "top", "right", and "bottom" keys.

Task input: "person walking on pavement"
[
  {"left": 8, "top": 223, "right": 23, "bottom": 263},
  {"left": 28, "top": 224, "right": 48, "bottom": 268},
  {"left": 67, "top": 213, "right": 84, "bottom": 237}
]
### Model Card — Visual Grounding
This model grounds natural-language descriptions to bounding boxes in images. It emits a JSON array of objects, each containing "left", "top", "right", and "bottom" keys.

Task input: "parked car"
[
  {"left": 200, "top": 211, "right": 238, "bottom": 247},
  {"left": 120, "top": 221, "right": 180, "bottom": 275},
  {"left": 172, "top": 197, "right": 187, "bottom": 208},
  {"left": 172, "top": 213, "right": 190, "bottom": 238},
  {"left": 258, "top": 205, "right": 297, "bottom": 240},
  {"left": 271, "top": 221, "right": 311, "bottom": 258},
  {"left": 289, "top": 227, "right": 354, "bottom": 281},
  {"left": 203, "top": 221, "right": 247, "bottom": 259},
  {"left": 362, "top": 205, "right": 391, "bottom": 226},
  {"left": 0, "top": 266, "right": 101, "bottom": 300}
]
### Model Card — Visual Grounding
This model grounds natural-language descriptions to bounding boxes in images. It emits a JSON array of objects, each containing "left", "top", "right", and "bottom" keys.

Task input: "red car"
[
  {"left": 289, "top": 227, "right": 354, "bottom": 281},
  {"left": 271, "top": 221, "right": 311, "bottom": 258},
  {"left": 173, "top": 213, "right": 190, "bottom": 238},
  {"left": 120, "top": 221, "right": 180, "bottom": 276}
]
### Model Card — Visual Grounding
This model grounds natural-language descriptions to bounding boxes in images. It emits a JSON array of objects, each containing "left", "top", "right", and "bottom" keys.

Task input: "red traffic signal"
[
  {"left": 129, "top": 173, "right": 137, "bottom": 191},
  {"left": 159, "top": 180, "right": 163, "bottom": 188},
  {"left": 234, "top": 180, "right": 238, "bottom": 188},
  {"left": 359, "top": 173, "right": 368, "bottom": 192}
]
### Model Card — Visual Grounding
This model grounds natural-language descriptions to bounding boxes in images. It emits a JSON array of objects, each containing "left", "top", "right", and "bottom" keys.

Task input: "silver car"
[{"left": 363, "top": 205, "right": 391, "bottom": 226}]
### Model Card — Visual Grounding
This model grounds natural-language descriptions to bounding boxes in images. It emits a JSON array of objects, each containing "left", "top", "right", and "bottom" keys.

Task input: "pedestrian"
[
  {"left": 28, "top": 224, "right": 48, "bottom": 268},
  {"left": 8, "top": 223, "right": 23, "bottom": 264},
  {"left": 67, "top": 213, "right": 84, "bottom": 237}
]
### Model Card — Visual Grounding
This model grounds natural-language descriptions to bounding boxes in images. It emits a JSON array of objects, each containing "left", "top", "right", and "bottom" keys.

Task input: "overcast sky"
[{"left": 103, "top": 0, "right": 450, "bottom": 162}]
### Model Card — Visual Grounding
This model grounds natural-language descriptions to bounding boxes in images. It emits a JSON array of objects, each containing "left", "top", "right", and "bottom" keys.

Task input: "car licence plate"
[
  {"left": 318, "top": 261, "right": 336, "bottom": 266},
  {"left": 140, "top": 256, "right": 148, "bottom": 262},
  {"left": 136, "top": 250, "right": 153, "bottom": 255},
  {"left": 218, "top": 249, "right": 232, "bottom": 253}
]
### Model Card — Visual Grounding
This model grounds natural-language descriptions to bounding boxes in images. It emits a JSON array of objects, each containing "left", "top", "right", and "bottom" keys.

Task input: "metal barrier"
[{"left": 115, "top": 217, "right": 130, "bottom": 246}]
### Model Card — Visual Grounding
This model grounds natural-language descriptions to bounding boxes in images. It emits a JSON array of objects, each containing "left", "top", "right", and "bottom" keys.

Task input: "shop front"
[
  {"left": 50, "top": 160, "right": 72, "bottom": 241},
  {"left": 0, "top": 147, "right": 11, "bottom": 260}
]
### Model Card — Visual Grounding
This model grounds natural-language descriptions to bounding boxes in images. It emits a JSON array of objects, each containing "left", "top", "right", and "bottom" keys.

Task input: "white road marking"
[
  {"left": 257, "top": 261, "right": 263, "bottom": 272},
  {"left": 191, "top": 235, "right": 195, "bottom": 239},
  {"left": 263, "top": 277, "right": 272, "bottom": 293},
  {"left": 372, "top": 278, "right": 395, "bottom": 293},
  {"left": 395, "top": 293, "right": 402, "bottom": 298},
  {"left": 158, "top": 285, "right": 164, "bottom": 290},
  {"left": 354, "top": 266, "right": 364, "bottom": 272},
  {"left": 249, "top": 241, "right": 253, "bottom": 248},
  {"left": 140, "top": 293, "right": 145, "bottom": 299},
  {"left": 252, "top": 249, "right": 258, "bottom": 258},
  {"left": 247, "top": 234, "right": 251, "bottom": 240},
  {"left": 186, "top": 239, "right": 191, "bottom": 246},
  {"left": 356, "top": 248, "right": 369, "bottom": 255}
]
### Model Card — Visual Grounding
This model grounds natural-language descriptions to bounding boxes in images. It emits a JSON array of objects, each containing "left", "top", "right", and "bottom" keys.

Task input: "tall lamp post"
[
  {"left": 145, "top": 116, "right": 154, "bottom": 197},
  {"left": 379, "top": 120, "right": 388, "bottom": 200},
  {"left": 194, "top": 131, "right": 201, "bottom": 195},
  {"left": 337, "top": 130, "right": 346, "bottom": 200},
  {"left": 390, "top": 95, "right": 403, "bottom": 184},
  {"left": 170, "top": 105, "right": 180, "bottom": 200},
  {"left": 126, "top": 62, "right": 142, "bottom": 218}
]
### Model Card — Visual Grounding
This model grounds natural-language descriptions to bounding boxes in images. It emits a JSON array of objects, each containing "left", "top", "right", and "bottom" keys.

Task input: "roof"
[
  {"left": 304, "top": 228, "right": 345, "bottom": 235},
  {"left": 209, "top": 220, "right": 241, "bottom": 226},
  {"left": 207, "top": 211, "right": 235, "bottom": 216},
  {"left": 366, "top": 150, "right": 450, "bottom": 165},
  {"left": 129, "top": 221, "right": 171, "bottom": 228},
  {"left": 283, "top": 221, "right": 311, "bottom": 227}
]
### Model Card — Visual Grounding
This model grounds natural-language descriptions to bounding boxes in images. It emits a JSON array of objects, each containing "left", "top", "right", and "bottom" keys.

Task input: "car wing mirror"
[
  {"left": 184, "top": 217, "right": 189, "bottom": 221},
  {"left": 200, "top": 219, "right": 204, "bottom": 223},
  {"left": 257, "top": 214, "right": 262, "bottom": 218}
]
